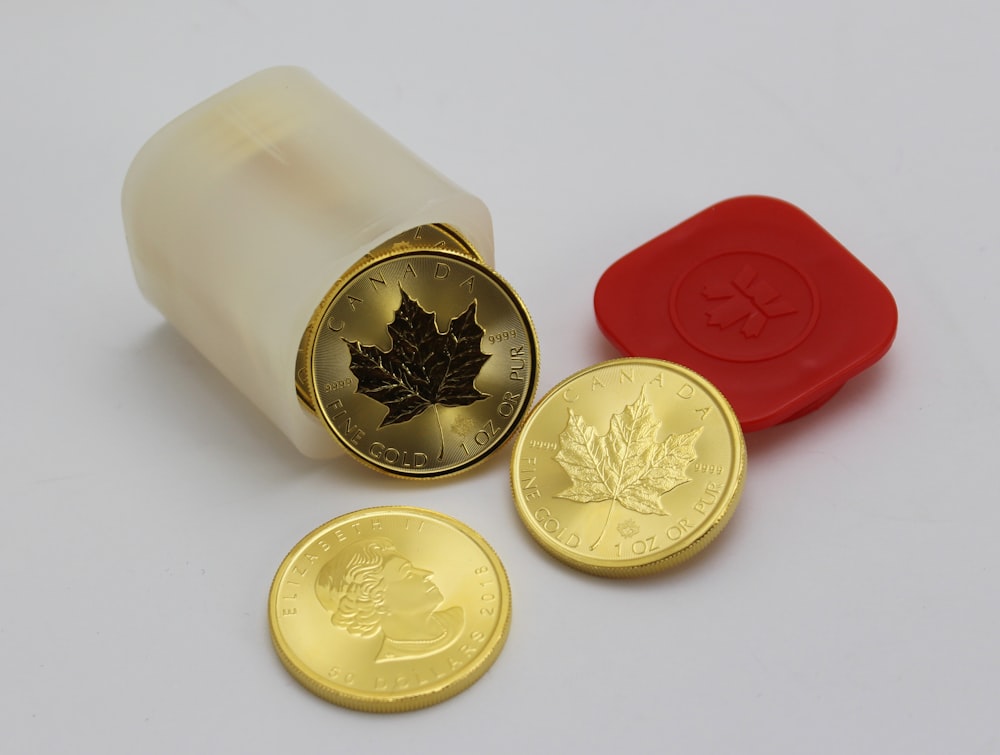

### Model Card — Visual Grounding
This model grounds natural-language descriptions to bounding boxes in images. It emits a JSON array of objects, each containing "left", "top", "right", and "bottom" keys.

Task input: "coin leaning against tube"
[
  {"left": 268, "top": 507, "right": 512, "bottom": 713},
  {"left": 302, "top": 238, "right": 539, "bottom": 479},
  {"left": 295, "top": 224, "right": 483, "bottom": 412},
  {"left": 510, "top": 358, "right": 746, "bottom": 576}
]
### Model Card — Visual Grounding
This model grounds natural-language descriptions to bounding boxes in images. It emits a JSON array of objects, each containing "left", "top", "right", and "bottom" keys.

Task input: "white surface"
[{"left": 2, "top": 2, "right": 997, "bottom": 753}]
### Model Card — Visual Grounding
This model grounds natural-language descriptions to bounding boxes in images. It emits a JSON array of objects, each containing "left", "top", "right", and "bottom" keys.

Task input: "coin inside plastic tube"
[
  {"left": 305, "top": 248, "right": 539, "bottom": 478},
  {"left": 269, "top": 507, "right": 512, "bottom": 712},
  {"left": 510, "top": 358, "right": 746, "bottom": 576}
]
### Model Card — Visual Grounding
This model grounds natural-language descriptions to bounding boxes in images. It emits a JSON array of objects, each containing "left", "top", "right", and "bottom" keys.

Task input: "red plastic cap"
[{"left": 594, "top": 196, "right": 897, "bottom": 432}]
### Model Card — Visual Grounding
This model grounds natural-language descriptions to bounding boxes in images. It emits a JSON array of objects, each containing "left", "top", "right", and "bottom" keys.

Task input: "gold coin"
[
  {"left": 268, "top": 507, "right": 512, "bottom": 712},
  {"left": 295, "top": 224, "right": 482, "bottom": 412},
  {"left": 306, "top": 244, "right": 539, "bottom": 478},
  {"left": 510, "top": 358, "right": 746, "bottom": 576}
]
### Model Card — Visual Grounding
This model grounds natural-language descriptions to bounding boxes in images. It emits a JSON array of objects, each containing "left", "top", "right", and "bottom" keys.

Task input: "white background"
[{"left": 2, "top": 2, "right": 997, "bottom": 753}]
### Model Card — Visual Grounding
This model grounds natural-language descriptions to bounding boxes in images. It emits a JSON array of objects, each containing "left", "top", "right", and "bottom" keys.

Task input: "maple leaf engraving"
[
  {"left": 702, "top": 264, "right": 797, "bottom": 338},
  {"left": 617, "top": 519, "right": 640, "bottom": 539},
  {"left": 554, "top": 391, "right": 702, "bottom": 549},
  {"left": 344, "top": 288, "right": 491, "bottom": 458}
]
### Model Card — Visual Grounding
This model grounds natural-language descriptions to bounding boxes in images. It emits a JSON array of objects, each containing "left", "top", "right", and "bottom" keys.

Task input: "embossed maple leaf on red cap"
[
  {"left": 595, "top": 196, "right": 897, "bottom": 431},
  {"left": 702, "top": 264, "right": 797, "bottom": 338}
]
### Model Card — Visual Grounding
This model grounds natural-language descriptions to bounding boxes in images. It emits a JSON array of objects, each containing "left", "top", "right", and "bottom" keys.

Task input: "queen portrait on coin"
[{"left": 315, "top": 537, "right": 465, "bottom": 662}]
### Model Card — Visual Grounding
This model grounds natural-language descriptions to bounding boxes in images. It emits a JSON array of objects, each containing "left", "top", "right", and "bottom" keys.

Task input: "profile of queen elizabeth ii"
[{"left": 315, "top": 537, "right": 464, "bottom": 663}]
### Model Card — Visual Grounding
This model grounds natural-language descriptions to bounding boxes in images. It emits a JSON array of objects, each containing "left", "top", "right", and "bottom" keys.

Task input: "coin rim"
[
  {"left": 307, "top": 247, "right": 540, "bottom": 479},
  {"left": 510, "top": 357, "right": 746, "bottom": 577},
  {"left": 268, "top": 506, "right": 513, "bottom": 712}
]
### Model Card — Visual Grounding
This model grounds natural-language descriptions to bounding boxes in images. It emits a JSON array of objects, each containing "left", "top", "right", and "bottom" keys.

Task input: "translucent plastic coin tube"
[{"left": 122, "top": 67, "right": 494, "bottom": 458}]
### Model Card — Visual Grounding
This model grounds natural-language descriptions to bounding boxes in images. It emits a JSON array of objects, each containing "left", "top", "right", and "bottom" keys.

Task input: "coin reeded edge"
[{"left": 267, "top": 506, "right": 513, "bottom": 712}]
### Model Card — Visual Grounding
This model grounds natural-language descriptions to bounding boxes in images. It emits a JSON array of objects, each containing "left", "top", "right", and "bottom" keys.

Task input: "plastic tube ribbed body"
[{"left": 122, "top": 67, "right": 494, "bottom": 458}]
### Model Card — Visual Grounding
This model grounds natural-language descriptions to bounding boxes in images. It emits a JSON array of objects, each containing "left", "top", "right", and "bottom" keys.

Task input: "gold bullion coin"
[
  {"left": 295, "top": 224, "right": 482, "bottom": 412},
  {"left": 305, "top": 245, "right": 539, "bottom": 478},
  {"left": 269, "top": 507, "right": 512, "bottom": 712},
  {"left": 511, "top": 358, "right": 746, "bottom": 576}
]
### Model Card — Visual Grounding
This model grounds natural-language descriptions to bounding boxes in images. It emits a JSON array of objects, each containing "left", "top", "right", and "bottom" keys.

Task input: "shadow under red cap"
[{"left": 594, "top": 196, "right": 898, "bottom": 432}]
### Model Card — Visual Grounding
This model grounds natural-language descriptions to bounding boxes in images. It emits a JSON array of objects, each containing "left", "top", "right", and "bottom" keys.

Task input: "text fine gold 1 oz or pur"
[
  {"left": 304, "top": 243, "right": 539, "bottom": 478},
  {"left": 510, "top": 358, "right": 746, "bottom": 576},
  {"left": 269, "top": 507, "right": 512, "bottom": 713}
]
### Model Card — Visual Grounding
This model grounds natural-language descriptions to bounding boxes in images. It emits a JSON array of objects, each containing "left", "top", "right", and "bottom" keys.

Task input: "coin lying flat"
[
  {"left": 269, "top": 507, "right": 511, "bottom": 712},
  {"left": 511, "top": 358, "right": 746, "bottom": 576},
  {"left": 306, "top": 247, "right": 539, "bottom": 478}
]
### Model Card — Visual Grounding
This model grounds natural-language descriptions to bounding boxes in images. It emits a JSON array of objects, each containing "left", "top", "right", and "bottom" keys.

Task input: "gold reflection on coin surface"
[
  {"left": 307, "top": 246, "right": 538, "bottom": 478},
  {"left": 269, "top": 507, "right": 511, "bottom": 712},
  {"left": 511, "top": 358, "right": 746, "bottom": 576}
]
